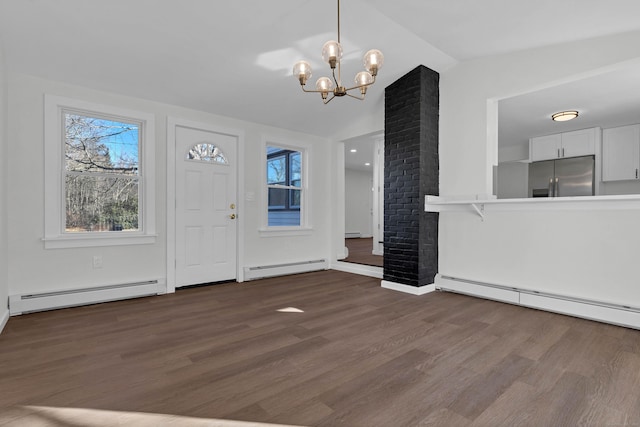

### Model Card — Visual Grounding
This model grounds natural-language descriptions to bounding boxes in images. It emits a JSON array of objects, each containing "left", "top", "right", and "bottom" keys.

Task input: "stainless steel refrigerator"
[{"left": 528, "top": 155, "right": 594, "bottom": 197}]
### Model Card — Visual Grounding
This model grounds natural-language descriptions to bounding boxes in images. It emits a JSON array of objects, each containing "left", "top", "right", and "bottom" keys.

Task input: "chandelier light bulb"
[
  {"left": 316, "top": 77, "right": 334, "bottom": 100},
  {"left": 321, "top": 40, "right": 343, "bottom": 68},
  {"left": 355, "top": 71, "right": 373, "bottom": 86},
  {"left": 363, "top": 49, "right": 384, "bottom": 76},
  {"left": 292, "top": 61, "right": 312, "bottom": 85},
  {"left": 316, "top": 77, "right": 334, "bottom": 92},
  {"left": 355, "top": 71, "right": 373, "bottom": 95}
]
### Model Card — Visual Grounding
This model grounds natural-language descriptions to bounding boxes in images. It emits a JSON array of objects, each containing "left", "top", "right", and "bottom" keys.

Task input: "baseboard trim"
[
  {"left": 381, "top": 280, "right": 436, "bottom": 295},
  {"left": 0, "top": 308, "right": 9, "bottom": 334},
  {"left": 435, "top": 274, "right": 640, "bottom": 330},
  {"left": 9, "top": 279, "right": 166, "bottom": 315},
  {"left": 331, "top": 261, "right": 383, "bottom": 279},
  {"left": 244, "top": 259, "right": 328, "bottom": 281}
]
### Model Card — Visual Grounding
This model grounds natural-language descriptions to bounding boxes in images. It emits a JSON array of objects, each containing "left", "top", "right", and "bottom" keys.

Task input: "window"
[
  {"left": 64, "top": 113, "right": 140, "bottom": 233},
  {"left": 266, "top": 146, "right": 303, "bottom": 227},
  {"left": 44, "top": 95, "right": 156, "bottom": 248}
]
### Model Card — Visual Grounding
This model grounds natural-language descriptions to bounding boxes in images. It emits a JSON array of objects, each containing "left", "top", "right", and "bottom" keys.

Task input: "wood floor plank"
[
  {"left": 343, "top": 237, "right": 383, "bottom": 267},
  {"left": 448, "top": 353, "right": 535, "bottom": 420},
  {"left": 415, "top": 408, "right": 472, "bottom": 426},
  {"left": 256, "top": 349, "right": 394, "bottom": 420},
  {"left": 357, "top": 365, "right": 482, "bottom": 426},
  {"left": 460, "top": 329, "right": 530, "bottom": 374},
  {"left": 1, "top": 270, "right": 640, "bottom": 426},
  {"left": 315, "top": 350, "right": 431, "bottom": 426},
  {"left": 265, "top": 399, "right": 334, "bottom": 427},
  {"left": 468, "top": 380, "right": 539, "bottom": 427}
]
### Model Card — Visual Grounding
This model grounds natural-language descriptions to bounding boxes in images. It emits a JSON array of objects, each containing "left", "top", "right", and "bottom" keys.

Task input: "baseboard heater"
[
  {"left": 9, "top": 279, "right": 166, "bottom": 315},
  {"left": 244, "top": 259, "right": 328, "bottom": 281},
  {"left": 435, "top": 275, "right": 640, "bottom": 330}
]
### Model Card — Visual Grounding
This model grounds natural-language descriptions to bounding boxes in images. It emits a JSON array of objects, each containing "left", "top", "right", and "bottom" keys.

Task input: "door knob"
[{"left": 229, "top": 213, "right": 236, "bottom": 220}]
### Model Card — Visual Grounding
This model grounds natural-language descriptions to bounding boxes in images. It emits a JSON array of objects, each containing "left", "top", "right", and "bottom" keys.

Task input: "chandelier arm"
[
  {"left": 300, "top": 85, "right": 328, "bottom": 94},
  {"left": 344, "top": 74, "right": 376, "bottom": 92},
  {"left": 332, "top": 68, "right": 341, "bottom": 88},
  {"left": 323, "top": 94, "right": 337, "bottom": 104},
  {"left": 343, "top": 80, "right": 375, "bottom": 92},
  {"left": 345, "top": 92, "right": 365, "bottom": 101}
]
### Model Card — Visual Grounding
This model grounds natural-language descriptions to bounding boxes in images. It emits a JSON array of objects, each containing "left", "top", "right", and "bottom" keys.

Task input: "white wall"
[
  {"left": 0, "top": 36, "right": 8, "bottom": 329},
  {"left": 439, "top": 31, "right": 640, "bottom": 306},
  {"left": 498, "top": 144, "right": 528, "bottom": 163},
  {"left": 6, "top": 73, "right": 336, "bottom": 298},
  {"left": 345, "top": 168, "right": 373, "bottom": 237},
  {"left": 240, "top": 125, "right": 334, "bottom": 269},
  {"left": 496, "top": 162, "right": 528, "bottom": 199}
]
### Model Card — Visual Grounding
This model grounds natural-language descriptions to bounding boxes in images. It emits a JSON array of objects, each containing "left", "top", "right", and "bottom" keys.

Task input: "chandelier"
[{"left": 292, "top": 0, "right": 384, "bottom": 104}]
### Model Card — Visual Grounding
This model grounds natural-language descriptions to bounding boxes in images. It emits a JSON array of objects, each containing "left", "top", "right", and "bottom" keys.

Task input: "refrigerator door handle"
[{"left": 555, "top": 177, "right": 559, "bottom": 197}]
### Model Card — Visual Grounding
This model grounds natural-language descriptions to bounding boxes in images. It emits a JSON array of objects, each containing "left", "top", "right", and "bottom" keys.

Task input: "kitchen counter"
[{"left": 425, "top": 194, "right": 640, "bottom": 220}]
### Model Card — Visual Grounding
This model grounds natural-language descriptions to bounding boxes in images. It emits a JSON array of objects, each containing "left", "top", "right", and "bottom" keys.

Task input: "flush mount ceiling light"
[
  {"left": 292, "top": 0, "right": 384, "bottom": 104},
  {"left": 551, "top": 111, "right": 579, "bottom": 122}
]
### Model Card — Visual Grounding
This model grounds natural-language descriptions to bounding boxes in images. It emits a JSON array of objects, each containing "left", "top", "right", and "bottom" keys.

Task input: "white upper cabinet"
[
  {"left": 561, "top": 128, "right": 598, "bottom": 158},
  {"left": 530, "top": 127, "right": 598, "bottom": 162},
  {"left": 602, "top": 124, "right": 640, "bottom": 182},
  {"left": 529, "top": 134, "right": 561, "bottom": 161}
]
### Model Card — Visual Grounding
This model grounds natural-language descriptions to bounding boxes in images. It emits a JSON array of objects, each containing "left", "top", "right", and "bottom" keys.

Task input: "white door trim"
[
  {"left": 166, "top": 117, "right": 245, "bottom": 293},
  {"left": 372, "top": 135, "right": 384, "bottom": 256}
]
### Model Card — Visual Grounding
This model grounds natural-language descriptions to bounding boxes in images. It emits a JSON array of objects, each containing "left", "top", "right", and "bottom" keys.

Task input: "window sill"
[
  {"left": 43, "top": 233, "right": 157, "bottom": 249},
  {"left": 258, "top": 227, "right": 313, "bottom": 238}
]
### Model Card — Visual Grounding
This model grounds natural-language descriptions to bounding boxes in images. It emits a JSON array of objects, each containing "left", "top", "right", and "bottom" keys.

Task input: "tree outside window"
[{"left": 64, "top": 112, "right": 140, "bottom": 232}]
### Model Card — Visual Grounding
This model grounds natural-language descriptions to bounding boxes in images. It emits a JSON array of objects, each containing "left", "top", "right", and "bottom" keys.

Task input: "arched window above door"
[{"left": 186, "top": 142, "right": 228, "bottom": 164}]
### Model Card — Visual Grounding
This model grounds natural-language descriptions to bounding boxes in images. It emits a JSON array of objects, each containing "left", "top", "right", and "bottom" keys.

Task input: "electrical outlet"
[{"left": 92, "top": 255, "right": 103, "bottom": 269}]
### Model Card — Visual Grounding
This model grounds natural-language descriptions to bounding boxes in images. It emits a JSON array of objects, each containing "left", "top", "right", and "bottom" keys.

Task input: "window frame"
[
  {"left": 261, "top": 139, "right": 311, "bottom": 235},
  {"left": 44, "top": 95, "right": 156, "bottom": 248}
]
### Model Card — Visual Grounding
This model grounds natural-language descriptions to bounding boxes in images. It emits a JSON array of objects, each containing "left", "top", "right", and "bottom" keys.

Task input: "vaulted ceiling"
[{"left": 1, "top": 0, "right": 640, "bottom": 143}]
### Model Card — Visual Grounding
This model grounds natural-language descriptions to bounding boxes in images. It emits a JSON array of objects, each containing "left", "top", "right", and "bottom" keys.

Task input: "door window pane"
[{"left": 186, "top": 143, "right": 228, "bottom": 164}]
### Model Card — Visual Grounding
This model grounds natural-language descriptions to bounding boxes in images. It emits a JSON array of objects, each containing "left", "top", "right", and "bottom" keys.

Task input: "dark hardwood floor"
[
  {"left": 343, "top": 238, "right": 383, "bottom": 267},
  {"left": 1, "top": 270, "right": 640, "bottom": 426}
]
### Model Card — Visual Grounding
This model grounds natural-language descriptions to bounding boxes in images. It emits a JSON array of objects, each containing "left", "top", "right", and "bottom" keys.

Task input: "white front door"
[{"left": 175, "top": 125, "right": 238, "bottom": 287}]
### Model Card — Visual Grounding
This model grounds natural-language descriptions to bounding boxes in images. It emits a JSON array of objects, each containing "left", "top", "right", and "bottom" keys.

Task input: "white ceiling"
[
  {"left": 1, "top": 0, "right": 640, "bottom": 151},
  {"left": 499, "top": 62, "right": 640, "bottom": 152}
]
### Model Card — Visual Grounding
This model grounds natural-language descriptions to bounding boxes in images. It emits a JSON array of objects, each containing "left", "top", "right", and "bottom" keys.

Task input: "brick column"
[{"left": 383, "top": 65, "right": 439, "bottom": 288}]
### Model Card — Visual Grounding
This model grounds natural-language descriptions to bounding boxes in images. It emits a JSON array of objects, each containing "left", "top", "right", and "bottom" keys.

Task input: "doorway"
[
  {"left": 343, "top": 134, "right": 384, "bottom": 268},
  {"left": 169, "top": 122, "right": 240, "bottom": 289}
]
